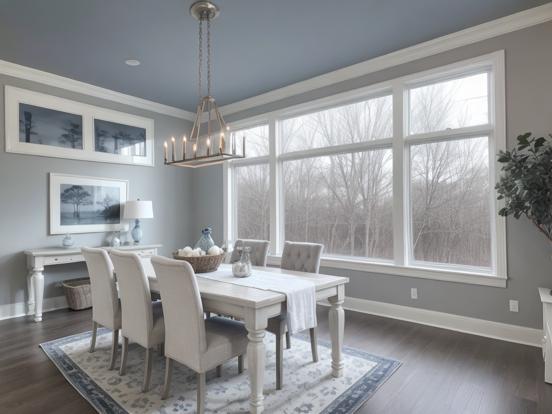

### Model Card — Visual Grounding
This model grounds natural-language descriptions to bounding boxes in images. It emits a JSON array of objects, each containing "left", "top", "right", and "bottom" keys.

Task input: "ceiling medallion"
[{"left": 164, "top": 1, "right": 245, "bottom": 168}]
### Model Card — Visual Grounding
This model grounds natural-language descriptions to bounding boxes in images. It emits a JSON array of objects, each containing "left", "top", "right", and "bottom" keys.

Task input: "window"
[
  {"left": 227, "top": 52, "right": 506, "bottom": 285},
  {"left": 229, "top": 124, "right": 270, "bottom": 241}
]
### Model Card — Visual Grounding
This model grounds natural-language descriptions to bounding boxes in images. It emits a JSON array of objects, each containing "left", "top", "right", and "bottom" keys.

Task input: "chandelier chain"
[
  {"left": 198, "top": 17, "right": 203, "bottom": 99},
  {"left": 207, "top": 17, "right": 211, "bottom": 97}
]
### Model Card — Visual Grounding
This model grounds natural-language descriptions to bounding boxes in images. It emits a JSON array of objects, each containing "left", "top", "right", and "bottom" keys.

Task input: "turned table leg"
[
  {"left": 245, "top": 313, "right": 268, "bottom": 414},
  {"left": 328, "top": 285, "right": 345, "bottom": 378},
  {"left": 31, "top": 267, "right": 44, "bottom": 322}
]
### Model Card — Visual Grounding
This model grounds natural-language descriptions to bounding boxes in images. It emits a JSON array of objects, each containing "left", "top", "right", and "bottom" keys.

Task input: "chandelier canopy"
[{"left": 164, "top": 1, "right": 245, "bottom": 168}]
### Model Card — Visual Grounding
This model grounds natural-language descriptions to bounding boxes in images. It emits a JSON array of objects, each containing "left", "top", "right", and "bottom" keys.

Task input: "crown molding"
[
  {"left": 0, "top": 60, "right": 196, "bottom": 121},
  {"left": 220, "top": 2, "right": 552, "bottom": 117}
]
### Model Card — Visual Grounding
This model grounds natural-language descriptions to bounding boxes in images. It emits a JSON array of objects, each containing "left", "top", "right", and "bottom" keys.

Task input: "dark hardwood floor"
[{"left": 1, "top": 307, "right": 551, "bottom": 414}]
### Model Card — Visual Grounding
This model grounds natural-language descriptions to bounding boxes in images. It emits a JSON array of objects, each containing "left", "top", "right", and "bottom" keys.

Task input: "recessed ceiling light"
[{"left": 125, "top": 59, "right": 140, "bottom": 66}]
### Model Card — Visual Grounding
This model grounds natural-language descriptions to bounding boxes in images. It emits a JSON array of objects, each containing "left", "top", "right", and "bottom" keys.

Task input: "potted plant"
[{"left": 496, "top": 132, "right": 552, "bottom": 248}]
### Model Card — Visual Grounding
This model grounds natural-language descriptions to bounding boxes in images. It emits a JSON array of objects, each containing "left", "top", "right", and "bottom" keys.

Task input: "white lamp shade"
[{"left": 124, "top": 200, "right": 154, "bottom": 219}]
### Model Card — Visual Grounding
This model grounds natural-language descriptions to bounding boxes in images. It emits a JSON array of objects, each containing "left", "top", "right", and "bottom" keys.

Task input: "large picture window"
[{"left": 227, "top": 52, "right": 506, "bottom": 286}]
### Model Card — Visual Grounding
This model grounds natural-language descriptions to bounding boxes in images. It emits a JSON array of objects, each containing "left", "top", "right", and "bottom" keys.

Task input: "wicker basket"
[
  {"left": 62, "top": 278, "right": 92, "bottom": 310},
  {"left": 172, "top": 252, "right": 225, "bottom": 273}
]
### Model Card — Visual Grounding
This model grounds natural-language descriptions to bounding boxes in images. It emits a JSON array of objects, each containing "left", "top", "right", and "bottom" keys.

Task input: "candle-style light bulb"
[
  {"left": 220, "top": 132, "right": 224, "bottom": 154},
  {"left": 206, "top": 137, "right": 211, "bottom": 156},
  {"left": 171, "top": 136, "right": 176, "bottom": 162},
  {"left": 193, "top": 143, "right": 197, "bottom": 158},
  {"left": 163, "top": 141, "right": 168, "bottom": 163}
]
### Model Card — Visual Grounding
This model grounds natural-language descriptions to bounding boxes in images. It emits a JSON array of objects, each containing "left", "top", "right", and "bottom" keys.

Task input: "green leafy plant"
[{"left": 496, "top": 132, "right": 552, "bottom": 242}]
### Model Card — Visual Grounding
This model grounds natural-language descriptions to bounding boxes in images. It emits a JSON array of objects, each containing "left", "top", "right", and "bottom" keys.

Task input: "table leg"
[
  {"left": 26, "top": 271, "right": 35, "bottom": 316},
  {"left": 328, "top": 285, "right": 345, "bottom": 378},
  {"left": 245, "top": 314, "right": 267, "bottom": 414},
  {"left": 31, "top": 268, "right": 44, "bottom": 322}
]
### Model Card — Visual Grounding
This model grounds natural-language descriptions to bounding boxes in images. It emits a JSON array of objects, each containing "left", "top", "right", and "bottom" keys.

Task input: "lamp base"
[{"left": 131, "top": 219, "right": 143, "bottom": 244}]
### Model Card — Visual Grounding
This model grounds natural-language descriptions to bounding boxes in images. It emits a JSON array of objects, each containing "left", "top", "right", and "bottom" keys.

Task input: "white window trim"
[{"left": 224, "top": 50, "right": 507, "bottom": 288}]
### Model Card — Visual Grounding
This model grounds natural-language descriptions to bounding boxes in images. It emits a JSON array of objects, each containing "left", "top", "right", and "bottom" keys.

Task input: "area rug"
[{"left": 40, "top": 329, "right": 400, "bottom": 413}]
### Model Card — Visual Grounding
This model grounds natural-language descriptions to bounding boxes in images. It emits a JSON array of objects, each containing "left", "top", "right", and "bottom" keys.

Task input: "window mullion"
[
  {"left": 268, "top": 116, "right": 280, "bottom": 254},
  {"left": 392, "top": 81, "right": 406, "bottom": 266}
]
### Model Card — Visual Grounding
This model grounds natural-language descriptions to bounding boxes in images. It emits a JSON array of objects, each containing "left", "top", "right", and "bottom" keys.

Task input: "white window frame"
[{"left": 225, "top": 51, "right": 507, "bottom": 288}]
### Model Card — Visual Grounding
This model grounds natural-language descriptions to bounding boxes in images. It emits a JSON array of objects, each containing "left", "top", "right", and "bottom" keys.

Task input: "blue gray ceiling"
[{"left": 0, "top": 0, "right": 548, "bottom": 111}]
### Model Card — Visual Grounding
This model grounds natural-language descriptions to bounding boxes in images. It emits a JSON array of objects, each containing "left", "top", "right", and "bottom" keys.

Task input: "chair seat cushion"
[{"left": 201, "top": 317, "right": 248, "bottom": 370}]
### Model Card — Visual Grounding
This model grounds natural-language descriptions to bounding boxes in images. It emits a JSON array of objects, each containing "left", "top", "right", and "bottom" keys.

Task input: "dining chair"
[
  {"left": 151, "top": 255, "right": 247, "bottom": 412},
  {"left": 230, "top": 239, "right": 270, "bottom": 266},
  {"left": 82, "top": 247, "right": 121, "bottom": 370},
  {"left": 111, "top": 250, "right": 165, "bottom": 393},
  {"left": 267, "top": 241, "right": 323, "bottom": 389}
]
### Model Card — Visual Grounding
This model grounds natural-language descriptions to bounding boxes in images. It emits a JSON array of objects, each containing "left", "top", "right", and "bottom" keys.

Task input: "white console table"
[
  {"left": 539, "top": 287, "right": 552, "bottom": 383},
  {"left": 25, "top": 244, "right": 161, "bottom": 322}
]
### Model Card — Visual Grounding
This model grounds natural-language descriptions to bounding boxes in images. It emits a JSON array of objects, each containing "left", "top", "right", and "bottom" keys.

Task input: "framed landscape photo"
[
  {"left": 49, "top": 173, "right": 129, "bottom": 234},
  {"left": 5, "top": 86, "right": 155, "bottom": 166}
]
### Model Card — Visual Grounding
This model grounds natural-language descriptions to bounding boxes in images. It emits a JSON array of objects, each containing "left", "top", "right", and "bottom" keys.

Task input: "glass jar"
[{"left": 232, "top": 246, "right": 252, "bottom": 278}]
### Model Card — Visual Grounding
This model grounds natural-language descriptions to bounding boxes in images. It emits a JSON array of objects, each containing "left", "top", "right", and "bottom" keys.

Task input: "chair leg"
[
  {"left": 285, "top": 331, "right": 291, "bottom": 349},
  {"left": 238, "top": 354, "right": 244, "bottom": 374},
  {"left": 197, "top": 372, "right": 206, "bottom": 414},
  {"left": 109, "top": 329, "right": 119, "bottom": 370},
  {"left": 205, "top": 311, "right": 211, "bottom": 318},
  {"left": 216, "top": 364, "right": 222, "bottom": 378},
  {"left": 309, "top": 327, "right": 319, "bottom": 363},
  {"left": 276, "top": 333, "right": 284, "bottom": 390},
  {"left": 143, "top": 348, "right": 153, "bottom": 392},
  {"left": 89, "top": 321, "right": 98, "bottom": 353},
  {"left": 119, "top": 336, "right": 129, "bottom": 376},
  {"left": 162, "top": 357, "right": 173, "bottom": 400}
]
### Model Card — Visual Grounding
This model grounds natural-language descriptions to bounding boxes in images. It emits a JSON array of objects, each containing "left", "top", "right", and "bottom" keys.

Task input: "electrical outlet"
[
  {"left": 509, "top": 300, "right": 519, "bottom": 312},
  {"left": 411, "top": 288, "right": 418, "bottom": 300}
]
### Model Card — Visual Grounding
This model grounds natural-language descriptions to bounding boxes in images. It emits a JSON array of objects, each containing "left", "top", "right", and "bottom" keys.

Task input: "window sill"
[{"left": 266, "top": 255, "right": 507, "bottom": 288}]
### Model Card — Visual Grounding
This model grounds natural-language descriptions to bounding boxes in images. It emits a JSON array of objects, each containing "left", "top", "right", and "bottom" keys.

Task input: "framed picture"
[
  {"left": 49, "top": 173, "right": 129, "bottom": 234},
  {"left": 5, "top": 86, "right": 154, "bottom": 166}
]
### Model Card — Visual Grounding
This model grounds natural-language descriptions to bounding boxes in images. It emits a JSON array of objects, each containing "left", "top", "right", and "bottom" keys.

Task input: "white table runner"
[{"left": 198, "top": 264, "right": 317, "bottom": 334}]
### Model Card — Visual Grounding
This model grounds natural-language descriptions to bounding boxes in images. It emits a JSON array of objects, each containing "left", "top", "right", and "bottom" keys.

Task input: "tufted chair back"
[
  {"left": 230, "top": 239, "right": 270, "bottom": 267},
  {"left": 281, "top": 241, "right": 323, "bottom": 273}
]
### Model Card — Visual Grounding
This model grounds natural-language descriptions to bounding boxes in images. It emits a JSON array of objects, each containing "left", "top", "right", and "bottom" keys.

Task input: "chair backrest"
[
  {"left": 82, "top": 247, "right": 119, "bottom": 328},
  {"left": 110, "top": 250, "right": 153, "bottom": 347},
  {"left": 281, "top": 241, "right": 324, "bottom": 273},
  {"left": 230, "top": 239, "right": 270, "bottom": 267},
  {"left": 151, "top": 256, "right": 206, "bottom": 369}
]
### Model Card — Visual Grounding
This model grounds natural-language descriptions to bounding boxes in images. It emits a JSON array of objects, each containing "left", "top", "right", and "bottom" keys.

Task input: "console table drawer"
[{"left": 43, "top": 255, "right": 84, "bottom": 266}]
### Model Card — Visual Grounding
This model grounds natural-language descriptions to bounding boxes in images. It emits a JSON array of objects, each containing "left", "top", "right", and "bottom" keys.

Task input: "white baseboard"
[
  {"left": 332, "top": 296, "right": 541, "bottom": 348},
  {"left": 0, "top": 295, "right": 68, "bottom": 321}
]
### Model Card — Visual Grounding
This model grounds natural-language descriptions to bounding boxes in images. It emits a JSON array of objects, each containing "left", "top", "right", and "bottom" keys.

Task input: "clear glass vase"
[{"left": 232, "top": 246, "right": 252, "bottom": 278}]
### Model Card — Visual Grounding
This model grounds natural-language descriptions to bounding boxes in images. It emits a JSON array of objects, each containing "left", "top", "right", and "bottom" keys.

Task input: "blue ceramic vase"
[{"left": 195, "top": 227, "right": 215, "bottom": 252}]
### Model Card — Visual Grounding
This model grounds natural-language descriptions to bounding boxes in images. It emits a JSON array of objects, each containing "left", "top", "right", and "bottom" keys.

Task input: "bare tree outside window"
[
  {"left": 233, "top": 124, "right": 270, "bottom": 240},
  {"left": 282, "top": 95, "right": 394, "bottom": 259},
  {"left": 408, "top": 71, "right": 492, "bottom": 269}
]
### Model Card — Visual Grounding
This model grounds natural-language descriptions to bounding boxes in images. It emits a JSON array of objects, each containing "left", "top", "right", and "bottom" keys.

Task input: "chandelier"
[{"left": 164, "top": 0, "right": 245, "bottom": 168}]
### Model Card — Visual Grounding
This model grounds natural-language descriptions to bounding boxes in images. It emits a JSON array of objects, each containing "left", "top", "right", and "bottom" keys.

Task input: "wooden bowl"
[{"left": 172, "top": 252, "right": 225, "bottom": 273}]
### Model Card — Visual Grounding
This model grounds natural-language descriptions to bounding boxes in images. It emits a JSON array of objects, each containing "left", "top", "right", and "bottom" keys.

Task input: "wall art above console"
[
  {"left": 4, "top": 86, "right": 155, "bottom": 166},
  {"left": 49, "top": 173, "right": 129, "bottom": 234}
]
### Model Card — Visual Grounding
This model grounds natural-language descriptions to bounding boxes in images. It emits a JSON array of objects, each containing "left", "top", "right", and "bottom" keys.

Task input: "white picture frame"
[
  {"left": 49, "top": 173, "right": 129, "bottom": 235},
  {"left": 5, "top": 85, "right": 155, "bottom": 166}
]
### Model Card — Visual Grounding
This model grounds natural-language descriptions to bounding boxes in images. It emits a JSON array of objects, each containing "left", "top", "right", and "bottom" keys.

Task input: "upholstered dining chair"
[
  {"left": 229, "top": 239, "right": 270, "bottom": 266},
  {"left": 111, "top": 250, "right": 165, "bottom": 393},
  {"left": 151, "top": 256, "right": 247, "bottom": 412},
  {"left": 267, "top": 241, "right": 323, "bottom": 389},
  {"left": 82, "top": 247, "right": 121, "bottom": 370}
]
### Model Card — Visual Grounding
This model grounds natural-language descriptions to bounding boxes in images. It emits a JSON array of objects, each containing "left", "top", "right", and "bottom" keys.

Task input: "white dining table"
[{"left": 141, "top": 260, "right": 349, "bottom": 414}]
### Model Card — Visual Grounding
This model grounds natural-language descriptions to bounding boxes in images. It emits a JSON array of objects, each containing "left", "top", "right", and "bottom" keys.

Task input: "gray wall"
[
  {"left": 0, "top": 76, "right": 194, "bottom": 307},
  {"left": 193, "top": 22, "right": 552, "bottom": 329}
]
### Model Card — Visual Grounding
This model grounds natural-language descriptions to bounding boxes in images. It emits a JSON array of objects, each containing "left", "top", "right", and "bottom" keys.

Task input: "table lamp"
[{"left": 123, "top": 200, "right": 153, "bottom": 244}]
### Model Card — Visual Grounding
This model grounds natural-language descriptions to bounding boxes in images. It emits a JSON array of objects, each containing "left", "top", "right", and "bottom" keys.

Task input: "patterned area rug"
[{"left": 40, "top": 329, "right": 400, "bottom": 413}]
